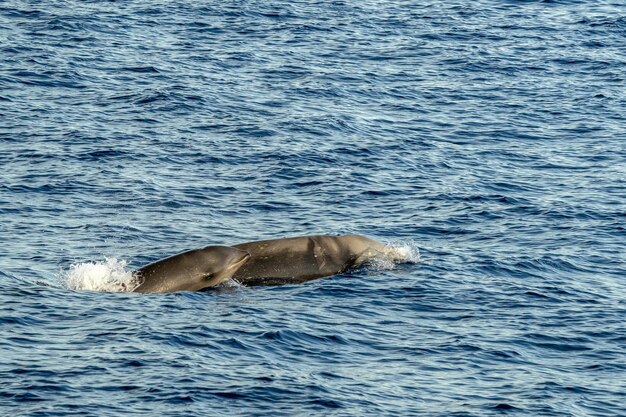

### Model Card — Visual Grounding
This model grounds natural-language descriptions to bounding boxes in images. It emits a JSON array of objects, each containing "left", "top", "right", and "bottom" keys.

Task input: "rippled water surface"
[{"left": 1, "top": 1, "right": 625, "bottom": 415}]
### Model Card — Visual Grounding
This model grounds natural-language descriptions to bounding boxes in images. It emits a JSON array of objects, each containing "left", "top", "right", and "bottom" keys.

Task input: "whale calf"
[
  {"left": 232, "top": 234, "right": 406, "bottom": 286},
  {"left": 132, "top": 246, "right": 250, "bottom": 293}
]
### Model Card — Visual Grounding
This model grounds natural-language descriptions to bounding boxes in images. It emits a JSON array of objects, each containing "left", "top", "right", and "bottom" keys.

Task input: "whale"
[
  {"left": 132, "top": 246, "right": 250, "bottom": 293},
  {"left": 231, "top": 234, "right": 407, "bottom": 286}
]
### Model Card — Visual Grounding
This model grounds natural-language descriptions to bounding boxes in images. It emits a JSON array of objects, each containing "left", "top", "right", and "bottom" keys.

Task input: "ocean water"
[{"left": 1, "top": 0, "right": 625, "bottom": 415}]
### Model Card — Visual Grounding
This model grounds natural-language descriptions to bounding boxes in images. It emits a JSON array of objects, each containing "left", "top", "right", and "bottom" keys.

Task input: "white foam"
[
  {"left": 64, "top": 258, "right": 138, "bottom": 292},
  {"left": 394, "top": 241, "right": 421, "bottom": 262},
  {"left": 220, "top": 278, "right": 243, "bottom": 288},
  {"left": 366, "top": 240, "right": 421, "bottom": 270}
]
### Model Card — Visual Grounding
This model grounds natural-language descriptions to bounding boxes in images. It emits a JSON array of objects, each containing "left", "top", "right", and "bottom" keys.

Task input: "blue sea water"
[{"left": 1, "top": 0, "right": 625, "bottom": 415}]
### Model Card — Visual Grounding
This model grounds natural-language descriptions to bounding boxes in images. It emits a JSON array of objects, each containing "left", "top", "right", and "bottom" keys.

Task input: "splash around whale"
[{"left": 63, "top": 235, "right": 419, "bottom": 293}]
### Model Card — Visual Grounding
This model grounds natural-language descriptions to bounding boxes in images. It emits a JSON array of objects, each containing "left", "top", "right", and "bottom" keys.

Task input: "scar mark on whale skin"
[{"left": 311, "top": 237, "right": 328, "bottom": 270}]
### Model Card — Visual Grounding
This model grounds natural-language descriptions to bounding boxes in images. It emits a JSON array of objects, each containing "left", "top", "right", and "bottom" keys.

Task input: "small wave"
[{"left": 64, "top": 258, "right": 138, "bottom": 292}]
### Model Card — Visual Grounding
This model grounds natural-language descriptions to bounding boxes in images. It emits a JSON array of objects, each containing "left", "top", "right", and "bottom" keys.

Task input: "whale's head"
[
  {"left": 133, "top": 246, "right": 250, "bottom": 293},
  {"left": 193, "top": 245, "right": 251, "bottom": 287}
]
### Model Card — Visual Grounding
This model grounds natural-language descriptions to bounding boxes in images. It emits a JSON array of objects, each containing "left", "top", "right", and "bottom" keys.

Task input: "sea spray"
[
  {"left": 64, "top": 258, "right": 138, "bottom": 292},
  {"left": 365, "top": 240, "right": 421, "bottom": 270}
]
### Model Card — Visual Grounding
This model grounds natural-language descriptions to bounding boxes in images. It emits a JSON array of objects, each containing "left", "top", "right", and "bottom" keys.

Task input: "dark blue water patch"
[
  {"left": 76, "top": 149, "right": 130, "bottom": 161},
  {"left": 577, "top": 15, "right": 626, "bottom": 28},
  {"left": 121, "top": 66, "right": 161, "bottom": 74}
]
